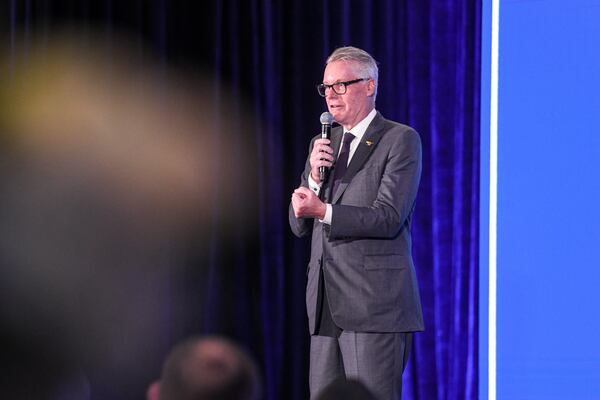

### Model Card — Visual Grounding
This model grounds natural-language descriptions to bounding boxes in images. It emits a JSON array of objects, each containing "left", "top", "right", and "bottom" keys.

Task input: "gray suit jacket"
[{"left": 289, "top": 112, "right": 424, "bottom": 334}]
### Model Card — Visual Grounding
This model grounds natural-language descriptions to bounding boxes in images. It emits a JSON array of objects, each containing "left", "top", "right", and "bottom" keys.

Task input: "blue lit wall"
[{"left": 482, "top": 0, "right": 600, "bottom": 398}]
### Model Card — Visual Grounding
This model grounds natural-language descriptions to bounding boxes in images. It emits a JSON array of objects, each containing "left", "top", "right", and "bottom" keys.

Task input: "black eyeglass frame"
[{"left": 316, "top": 78, "right": 369, "bottom": 97}]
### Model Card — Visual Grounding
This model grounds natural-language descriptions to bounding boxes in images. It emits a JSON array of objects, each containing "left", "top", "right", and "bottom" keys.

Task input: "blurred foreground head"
[
  {"left": 147, "top": 336, "right": 262, "bottom": 400},
  {"left": 316, "top": 378, "right": 378, "bottom": 400},
  {"left": 0, "top": 31, "right": 253, "bottom": 397}
]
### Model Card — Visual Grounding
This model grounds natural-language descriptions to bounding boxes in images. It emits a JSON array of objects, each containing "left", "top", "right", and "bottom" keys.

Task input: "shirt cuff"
[
  {"left": 308, "top": 174, "right": 321, "bottom": 196},
  {"left": 320, "top": 204, "right": 332, "bottom": 225}
]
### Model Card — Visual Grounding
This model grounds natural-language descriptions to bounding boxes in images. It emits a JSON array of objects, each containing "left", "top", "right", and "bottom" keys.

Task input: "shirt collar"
[{"left": 343, "top": 108, "right": 377, "bottom": 143}]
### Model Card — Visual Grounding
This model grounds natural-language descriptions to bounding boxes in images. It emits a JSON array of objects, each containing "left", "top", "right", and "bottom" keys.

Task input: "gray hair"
[{"left": 326, "top": 46, "right": 379, "bottom": 98}]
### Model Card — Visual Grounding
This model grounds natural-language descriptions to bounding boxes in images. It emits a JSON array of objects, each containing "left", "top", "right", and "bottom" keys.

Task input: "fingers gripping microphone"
[{"left": 319, "top": 111, "right": 334, "bottom": 182}]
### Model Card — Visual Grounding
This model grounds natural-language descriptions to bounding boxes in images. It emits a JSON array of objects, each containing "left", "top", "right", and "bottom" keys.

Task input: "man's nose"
[{"left": 325, "top": 87, "right": 338, "bottom": 99}]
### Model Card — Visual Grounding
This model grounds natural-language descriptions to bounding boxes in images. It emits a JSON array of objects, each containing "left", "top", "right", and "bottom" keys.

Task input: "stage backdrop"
[
  {"left": 480, "top": 0, "right": 600, "bottom": 398},
  {"left": 2, "top": 1, "right": 480, "bottom": 399}
]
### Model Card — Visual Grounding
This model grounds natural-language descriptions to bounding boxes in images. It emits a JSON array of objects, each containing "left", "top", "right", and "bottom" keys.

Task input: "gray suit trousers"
[{"left": 309, "top": 331, "right": 412, "bottom": 400}]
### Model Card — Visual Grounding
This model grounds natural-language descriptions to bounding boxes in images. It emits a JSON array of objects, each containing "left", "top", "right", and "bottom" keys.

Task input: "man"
[
  {"left": 289, "top": 46, "right": 424, "bottom": 400},
  {"left": 147, "top": 336, "right": 261, "bottom": 400}
]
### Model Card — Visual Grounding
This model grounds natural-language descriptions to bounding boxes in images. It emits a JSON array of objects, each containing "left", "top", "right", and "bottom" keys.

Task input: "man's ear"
[
  {"left": 147, "top": 381, "right": 160, "bottom": 400},
  {"left": 367, "top": 79, "right": 376, "bottom": 96}
]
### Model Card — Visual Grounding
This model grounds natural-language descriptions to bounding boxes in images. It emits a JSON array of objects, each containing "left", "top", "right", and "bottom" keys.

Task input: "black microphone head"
[{"left": 320, "top": 111, "right": 334, "bottom": 126}]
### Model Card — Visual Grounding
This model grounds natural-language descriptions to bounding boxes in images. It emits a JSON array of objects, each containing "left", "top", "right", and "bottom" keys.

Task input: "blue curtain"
[
  {"left": 2, "top": 1, "right": 479, "bottom": 399},
  {"left": 210, "top": 2, "right": 481, "bottom": 399}
]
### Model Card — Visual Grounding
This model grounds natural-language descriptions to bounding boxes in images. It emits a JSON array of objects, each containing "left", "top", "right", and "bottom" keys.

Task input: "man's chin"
[{"left": 330, "top": 111, "right": 345, "bottom": 124}]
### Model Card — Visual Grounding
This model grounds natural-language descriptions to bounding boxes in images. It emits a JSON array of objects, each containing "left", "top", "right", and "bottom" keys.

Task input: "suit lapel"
[
  {"left": 324, "top": 127, "right": 343, "bottom": 202},
  {"left": 330, "top": 127, "right": 343, "bottom": 160},
  {"left": 331, "top": 113, "right": 387, "bottom": 204}
]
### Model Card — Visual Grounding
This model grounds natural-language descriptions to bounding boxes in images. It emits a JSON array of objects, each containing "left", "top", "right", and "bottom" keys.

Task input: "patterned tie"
[{"left": 330, "top": 132, "right": 355, "bottom": 198}]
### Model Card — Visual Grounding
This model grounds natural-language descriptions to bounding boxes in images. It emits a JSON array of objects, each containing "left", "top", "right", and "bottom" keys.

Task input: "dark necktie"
[{"left": 330, "top": 132, "right": 355, "bottom": 198}]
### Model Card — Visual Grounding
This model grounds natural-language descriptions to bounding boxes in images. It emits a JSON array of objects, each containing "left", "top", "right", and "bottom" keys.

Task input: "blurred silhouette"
[
  {"left": 316, "top": 378, "right": 378, "bottom": 400},
  {"left": 147, "top": 336, "right": 261, "bottom": 400},
  {"left": 0, "top": 30, "right": 255, "bottom": 399}
]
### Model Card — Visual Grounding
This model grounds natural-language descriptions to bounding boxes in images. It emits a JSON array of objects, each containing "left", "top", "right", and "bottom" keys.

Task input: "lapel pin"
[{"left": 365, "top": 140, "right": 373, "bottom": 146}]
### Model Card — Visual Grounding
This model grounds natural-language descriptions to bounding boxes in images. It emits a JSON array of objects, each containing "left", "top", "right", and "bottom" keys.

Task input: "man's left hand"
[{"left": 291, "top": 186, "right": 326, "bottom": 219}]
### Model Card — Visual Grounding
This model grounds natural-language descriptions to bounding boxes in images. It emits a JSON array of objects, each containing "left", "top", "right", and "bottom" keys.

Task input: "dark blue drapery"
[
  {"left": 3, "top": 1, "right": 479, "bottom": 399},
  {"left": 212, "top": 2, "right": 481, "bottom": 399}
]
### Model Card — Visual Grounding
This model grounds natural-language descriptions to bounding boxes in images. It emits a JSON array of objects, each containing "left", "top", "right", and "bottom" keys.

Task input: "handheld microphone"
[{"left": 319, "top": 111, "right": 334, "bottom": 182}]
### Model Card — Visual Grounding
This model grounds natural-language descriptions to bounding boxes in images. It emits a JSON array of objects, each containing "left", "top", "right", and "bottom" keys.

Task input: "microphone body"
[{"left": 319, "top": 112, "right": 334, "bottom": 182}]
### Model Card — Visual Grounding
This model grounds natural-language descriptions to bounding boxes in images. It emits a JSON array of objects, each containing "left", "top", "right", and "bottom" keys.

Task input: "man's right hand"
[{"left": 309, "top": 138, "right": 334, "bottom": 184}]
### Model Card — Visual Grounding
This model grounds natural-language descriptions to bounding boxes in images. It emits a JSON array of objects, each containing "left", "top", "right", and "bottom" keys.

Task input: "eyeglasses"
[{"left": 316, "top": 78, "right": 369, "bottom": 97}]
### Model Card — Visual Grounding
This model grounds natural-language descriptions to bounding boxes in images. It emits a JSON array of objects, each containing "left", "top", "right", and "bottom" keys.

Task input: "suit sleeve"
[
  {"left": 288, "top": 135, "right": 318, "bottom": 238},
  {"left": 329, "top": 128, "right": 421, "bottom": 239}
]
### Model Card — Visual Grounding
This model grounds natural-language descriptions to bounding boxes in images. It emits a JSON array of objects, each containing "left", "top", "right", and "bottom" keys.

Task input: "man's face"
[{"left": 322, "top": 60, "right": 374, "bottom": 129}]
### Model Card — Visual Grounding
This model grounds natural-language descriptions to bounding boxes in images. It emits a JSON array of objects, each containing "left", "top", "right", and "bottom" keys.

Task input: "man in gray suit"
[{"left": 289, "top": 46, "right": 424, "bottom": 400}]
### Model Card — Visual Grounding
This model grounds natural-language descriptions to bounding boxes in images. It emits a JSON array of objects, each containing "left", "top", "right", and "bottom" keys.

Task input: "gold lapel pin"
[{"left": 365, "top": 140, "right": 373, "bottom": 146}]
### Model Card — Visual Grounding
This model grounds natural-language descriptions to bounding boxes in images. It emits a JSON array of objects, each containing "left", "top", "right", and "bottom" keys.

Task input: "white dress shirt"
[{"left": 308, "top": 108, "right": 377, "bottom": 224}]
